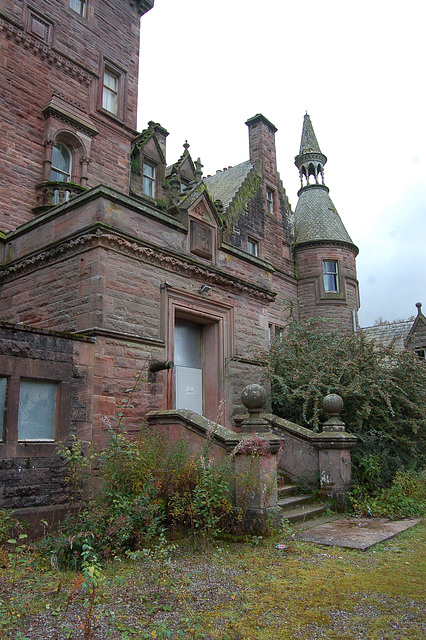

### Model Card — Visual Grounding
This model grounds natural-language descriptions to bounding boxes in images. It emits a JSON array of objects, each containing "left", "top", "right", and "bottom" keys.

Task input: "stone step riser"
[
  {"left": 278, "top": 494, "right": 314, "bottom": 509},
  {"left": 278, "top": 503, "right": 327, "bottom": 524}
]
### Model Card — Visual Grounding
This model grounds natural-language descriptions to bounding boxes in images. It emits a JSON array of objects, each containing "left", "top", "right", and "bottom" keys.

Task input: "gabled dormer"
[
  {"left": 166, "top": 141, "right": 204, "bottom": 193},
  {"left": 130, "top": 121, "right": 168, "bottom": 202}
]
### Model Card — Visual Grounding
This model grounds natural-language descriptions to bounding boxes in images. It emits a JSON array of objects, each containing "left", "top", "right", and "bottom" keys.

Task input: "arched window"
[{"left": 50, "top": 143, "right": 72, "bottom": 182}]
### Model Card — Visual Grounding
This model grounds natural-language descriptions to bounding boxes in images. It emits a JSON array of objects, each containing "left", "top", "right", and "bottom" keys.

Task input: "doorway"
[{"left": 174, "top": 319, "right": 204, "bottom": 414}]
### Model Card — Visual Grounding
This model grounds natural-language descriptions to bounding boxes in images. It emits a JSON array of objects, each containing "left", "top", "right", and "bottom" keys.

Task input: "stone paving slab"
[{"left": 295, "top": 517, "right": 421, "bottom": 551}]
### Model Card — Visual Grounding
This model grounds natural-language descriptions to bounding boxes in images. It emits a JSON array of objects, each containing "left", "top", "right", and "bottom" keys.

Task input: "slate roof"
[
  {"left": 362, "top": 321, "right": 412, "bottom": 351},
  {"left": 204, "top": 161, "right": 252, "bottom": 210},
  {"left": 294, "top": 185, "right": 355, "bottom": 245}
]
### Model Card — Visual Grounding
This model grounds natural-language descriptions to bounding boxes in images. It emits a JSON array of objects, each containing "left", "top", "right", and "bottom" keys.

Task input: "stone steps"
[{"left": 277, "top": 477, "right": 328, "bottom": 523}]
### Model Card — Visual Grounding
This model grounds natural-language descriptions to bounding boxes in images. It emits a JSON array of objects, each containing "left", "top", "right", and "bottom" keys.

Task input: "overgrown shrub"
[
  {"left": 44, "top": 422, "right": 235, "bottom": 567},
  {"left": 350, "top": 468, "right": 426, "bottom": 518},
  {"left": 268, "top": 318, "right": 426, "bottom": 491}
]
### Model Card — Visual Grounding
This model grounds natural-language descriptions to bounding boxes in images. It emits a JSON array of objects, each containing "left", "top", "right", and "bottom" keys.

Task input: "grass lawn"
[{"left": 1, "top": 519, "right": 425, "bottom": 640}]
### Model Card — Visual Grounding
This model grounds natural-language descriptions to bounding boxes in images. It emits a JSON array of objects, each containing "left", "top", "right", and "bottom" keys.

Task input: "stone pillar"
[
  {"left": 312, "top": 394, "right": 357, "bottom": 503},
  {"left": 234, "top": 384, "right": 281, "bottom": 531}
]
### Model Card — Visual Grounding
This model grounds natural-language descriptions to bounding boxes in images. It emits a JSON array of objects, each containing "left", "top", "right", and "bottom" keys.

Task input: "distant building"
[
  {"left": 363, "top": 303, "right": 426, "bottom": 359},
  {"left": 0, "top": 0, "right": 359, "bottom": 518}
]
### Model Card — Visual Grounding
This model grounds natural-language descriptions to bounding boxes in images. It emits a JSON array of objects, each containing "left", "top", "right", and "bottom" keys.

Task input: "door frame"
[{"left": 162, "top": 288, "right": 234, "bottom": 425}]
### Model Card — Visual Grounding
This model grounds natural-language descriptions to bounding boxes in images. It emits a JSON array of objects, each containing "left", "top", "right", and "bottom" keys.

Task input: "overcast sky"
[{"left": 138, "top": 0, "right": 426, "bottom": 327}]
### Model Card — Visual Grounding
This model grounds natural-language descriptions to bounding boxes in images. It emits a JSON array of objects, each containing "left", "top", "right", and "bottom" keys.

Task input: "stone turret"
[{"left": 293, "top": 114, "right": 360, "bottom": 331}]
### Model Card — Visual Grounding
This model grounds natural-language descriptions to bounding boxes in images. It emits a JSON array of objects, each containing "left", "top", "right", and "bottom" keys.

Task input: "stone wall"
[
  {"left": 0, "top": 323, "right": 95, "bottom": 514},
  {"left": 295, "top": 242, "right": 359, "bottom": 330},
  {"left": 0, "top": 0, "right": 141, "bottom": 231}
]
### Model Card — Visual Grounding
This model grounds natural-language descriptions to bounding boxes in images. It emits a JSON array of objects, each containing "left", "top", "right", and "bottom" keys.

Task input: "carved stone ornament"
[{"left": 1, "top": 228, "right": 276, "bottom": 303}]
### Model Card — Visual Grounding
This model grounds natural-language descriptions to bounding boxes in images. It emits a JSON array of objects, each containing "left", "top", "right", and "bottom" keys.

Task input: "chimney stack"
[{"left": 245, "top": 114, "right": 278, "bottom": 183}]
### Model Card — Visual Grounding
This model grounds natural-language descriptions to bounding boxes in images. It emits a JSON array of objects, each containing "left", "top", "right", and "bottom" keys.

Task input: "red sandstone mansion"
[{"left": 0, "top": 0, "right": 360, "bottom": 517}]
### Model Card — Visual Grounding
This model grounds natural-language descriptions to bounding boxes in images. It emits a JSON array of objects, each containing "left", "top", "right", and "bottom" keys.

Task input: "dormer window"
[
  {"left": 323, "top": 260, "right": 339, "bottom": 293},
  {"left": 50, "top": 143, "right": 71, "bottom": 182},
  {"left": 266, "top": 188, "right": 274, "bottom": 215},
  {"left": 70, "top": 0, "right": 87, "bottom": 17},
  {"left": 143, "top": 161, "right": 155, "bottom": 197}
]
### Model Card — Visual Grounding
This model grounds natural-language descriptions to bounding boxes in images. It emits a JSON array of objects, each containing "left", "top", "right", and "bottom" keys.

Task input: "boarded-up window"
[{"left": 18, "top": 380, "right": 57, "bottom": 441}]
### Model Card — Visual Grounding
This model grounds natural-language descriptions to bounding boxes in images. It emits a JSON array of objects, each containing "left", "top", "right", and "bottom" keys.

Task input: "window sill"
[
  {"left": 96, "top": 107, "right": 125, "bottom": 127},
  {"left": 0, "top": 441, "right": 59, "bottom": 457}
]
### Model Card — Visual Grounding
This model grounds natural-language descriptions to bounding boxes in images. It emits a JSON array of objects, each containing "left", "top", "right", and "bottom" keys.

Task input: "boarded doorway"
[{"left": 174, "top": 319, "right": 203, "bottom": 414}]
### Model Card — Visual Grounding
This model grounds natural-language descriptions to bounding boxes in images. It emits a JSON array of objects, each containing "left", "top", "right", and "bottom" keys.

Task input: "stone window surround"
[
  {"left": 317, "top": 257, "right": 347, "bottom": 302},
  {"left": 98, "top": 58, "right": 126, "bottom": 123},
  {"left": 43, "top": 131, "right": 89, "bottom": 187},
  {"left": 0, "top": 356, "right": 71, "bottom": 458}
]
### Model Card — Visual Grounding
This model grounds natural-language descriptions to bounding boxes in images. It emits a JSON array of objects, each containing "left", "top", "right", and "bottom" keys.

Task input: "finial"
[
  {"left": 322, "top": 394, "right": 346, "bottom": 432},
  {"left": 194, "top": 157, "right": 203, "bottom": 182},
  {"left": 183, "top": 140, "right": 190, "bottom": 152},
  {"left": 416, "top": 302, "right": 422, "bottom": 316},
  {"left": 240, "top": 384, "right": 270, "bottom": 433}
]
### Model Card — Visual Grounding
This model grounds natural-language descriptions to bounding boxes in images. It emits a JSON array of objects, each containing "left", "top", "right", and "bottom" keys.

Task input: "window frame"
[
  {"left": 266, "top": 188, "right": 274, "bottom": 215},
  {"left": 17, "top": 379, "right": 58, "bottom": 442},
  {"left": 102, "top": 68, "right": 119, "bottom": 115},
  {"left": 69, "top": 0, "right": 87, "bottom": 18},
  {"left": 323, "top": 260, "right": 339, "bottom": 293},
  {"left": 99, "top": 59, "right": 126, "bottom": 121},
  {"left": 247, "top": 237, "right": 259, "bottom": 258},
  {"left": 50, "top": 142, "right": 72, "bottom": 183},
  {"left": 142, "top": 160, "right": 156, "bottom": 198},
  {"left": 0, "top": 356, "right": 70, "bottom": 456}
]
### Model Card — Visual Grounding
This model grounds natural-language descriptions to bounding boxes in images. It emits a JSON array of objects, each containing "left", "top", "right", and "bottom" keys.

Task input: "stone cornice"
[
  {"left": 293, "top": 238, "right": 359, "bottom": 256},
  {"left": 1, "top": 226, "right": 276, "bottom": 303},
  {"left": 75, "top": 327, "right": 165, "bottom": 346},
  {"left": 43, "top": 94, "right": 99, "bottom": 138},
  {"left": 0, "top": 13, "right": 94, "bottom": 86}
]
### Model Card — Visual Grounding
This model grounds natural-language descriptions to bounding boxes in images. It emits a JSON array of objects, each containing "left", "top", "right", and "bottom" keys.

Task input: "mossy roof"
[{"left": 204, "top": 161, "right": 252, "bottom": 210}]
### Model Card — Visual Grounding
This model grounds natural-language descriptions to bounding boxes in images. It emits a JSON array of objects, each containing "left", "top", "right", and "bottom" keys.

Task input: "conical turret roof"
[
  {"left": 294, "top": 187, "right": 354, "bottom": 245},
  {"left": 299, "top": 113, "right": 322, "bottom": 155},
  {"left": 294, "top": 115, "right": 357, "bottom": 251}
]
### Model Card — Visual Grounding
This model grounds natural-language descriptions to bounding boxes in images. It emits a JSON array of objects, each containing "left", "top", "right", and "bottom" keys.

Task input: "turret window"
[{"left": 323, "top": 260, "right": 339, "bottom": 292}]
